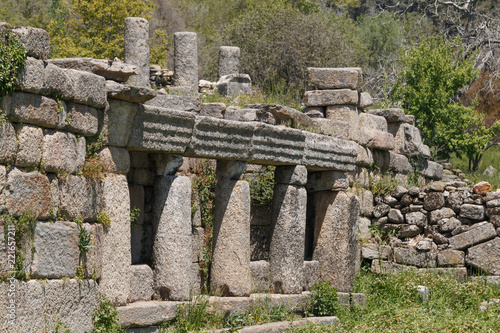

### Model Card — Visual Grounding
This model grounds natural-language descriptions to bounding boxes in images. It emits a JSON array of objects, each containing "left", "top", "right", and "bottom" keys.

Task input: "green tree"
[
  {"left": 0, "top": 0, "right": 52, "bottom": 28},
  {"left": 391, "top": 37, "right": 500, "bottom": 170},
  {"left": 47, "top": 0, "right": 166, "bottom": 61}
]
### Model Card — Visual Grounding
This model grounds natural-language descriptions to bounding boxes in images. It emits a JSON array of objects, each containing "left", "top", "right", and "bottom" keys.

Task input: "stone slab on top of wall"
[
  {"left": 303, "top": 132, "right": 357, "bottom": 171},
  {"left": 308, "top": 67, "right": 362, "bottom": 90},
  {"left": 251, "top": 123, "right": 305, "bottom": 165},
  {"left": 304, "top": 89, "right": 359, "bottom": 107},
  {"left": 47, "top": 58, "right": 138, "bottom": 82}
]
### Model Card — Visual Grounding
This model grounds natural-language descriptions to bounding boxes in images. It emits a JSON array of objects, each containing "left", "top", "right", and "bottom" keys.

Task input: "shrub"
[
  {"left": 248, "top": 166, "right": 276, "bottom": 206},
  {"left": 91, "top": 297, "right": 123, "bottom": 333},
  {"left": 309, "top": 281, "right": 340, "bottom": 317}
]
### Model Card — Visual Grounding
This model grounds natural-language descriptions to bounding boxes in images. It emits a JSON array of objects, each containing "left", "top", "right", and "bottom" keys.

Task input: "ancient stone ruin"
[{"left": 0, "top": 18, "right": 499, "bottom": 332}]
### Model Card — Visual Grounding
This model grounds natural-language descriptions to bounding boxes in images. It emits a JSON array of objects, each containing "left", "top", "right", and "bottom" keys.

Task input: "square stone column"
[
  {"left": 269, "top": 165, "right": 307, "bottom": 294},
  {"left": 174, "top": 32, "right": 198, "bottom": 95},
  {"left": 124, "top": 17, "right": 150, "bottom": 88},
  {"left": 218, "top": 46, "right": 240, "bottom": 79},
  {"left": 313, "top": 190, "right": 360, "bottom": 292},
  {"left": 152, "top": 175, "right": 192, "bottom": 301},
  {"left": 210, "top": 160, "right": 251, "bottom": 296}
]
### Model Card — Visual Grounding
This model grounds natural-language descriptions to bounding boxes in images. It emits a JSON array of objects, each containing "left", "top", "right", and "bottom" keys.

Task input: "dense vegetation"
[{"left": 1, "top": 0, "right": 499, "bottom": 168}]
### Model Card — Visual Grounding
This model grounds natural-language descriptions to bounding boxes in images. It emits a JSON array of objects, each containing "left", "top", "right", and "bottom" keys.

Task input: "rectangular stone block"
[
  {"left": 302, "top": 260, "right": 320, "bottom": 290},
  {"left": 250, "top": 123, "right": 305, "bottom": 165},
  {"left": 117, "top": 301, "right": 179, "bottom": 328},
  {"left": 0, "top": 279, "right": 99, "bottom": 333},
  {"left": 307, "top": 171, "right": 350, "bottom": 192},
  {"left": 303, "top": 132, "right": 357, "bottom": 171},
  {"left": 0, "top": 122, "right": 18, "bottom": 164},
  {"left": 361, "top": 243, "right": 391, "bottom": 260},
  {"left": 64, "top": 69, "right": 107, "bottom": 108},
  {"left": 58, "top": 175, "right": 102, "bottom": 221},
  {"left": 466, "top": 237, "right": 500, "bottom": 275},
  {"left": 371, "top": 260, "right": 417, "bottom": 275},
  {"left": 129, "top": 265, "right": 154, "bottom": 303},
  {"left": 15, "top": 124, "right": 43, "bottom": 167},
  {"left": 17, "top": 57, "right": 45, "bottom": 94},
  {"left": 393, "top": 247, "right": 437, "bottom": 268},
  {"left": 187, "top": 117, "right": 254, "bottom": 160},
  {"left": 12, "top": 26, "right": 50, "bottom": 60},
  {"left": 250, "top": 260, "right": 270, "bottom": 293},
  {"left": 304, "top": 89, "right": 359, "bottom": 106},
  {"left": 145, "top": 94, "right": 201, "bottom": 113},
  {"left": 437, "top": 249, "right": 465, "bottom": 266},
  {"left": 391, "top": 123, "right": 430, "bottom": 157},
  {"left": 367, "top": 108, "right": 406, "bottom": 123},
  {"left": 128, "top": 105, "right": 195, "bottom": 153},
  {"left": 44, "top": 63, "right": 74, "bottom": 100},
  {"left": 63, "top": 102, "right": 99, "bottom": 136},
  {"left": 311, "top": 118, "right": 349, "bottom": 138},
  {"left": 417, "top": 160, "right": 444, "bottom": 180},
  {"left": 307, "top": 67, "right": 360, "bottom": 90},
  {"left": 449, "top": 222, "right": 496, "bottom": 250},
  {"left": 41, "top": 130, "right": 86, "bottom": 174},
  {"left": 325, "top": 105, "right": 359, "bottom": 142},
  {"left": 10, "top": 92, "right": 59, "bottom": 128}
]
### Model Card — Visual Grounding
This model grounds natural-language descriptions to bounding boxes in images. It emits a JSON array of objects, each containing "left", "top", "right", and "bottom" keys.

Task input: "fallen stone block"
[
  {"left": 200, "top": 102, "right": 225, "bottom": 119},
  {"left": 449, "top": 222, "right": 496, "bottom": 250},
  {"left": 47, "top": 58, "right": 138, "bottom": 82},
  {"left": 466, "top": 237, "right": 500, "bottom": 275},
  {"left": 248, "top": 103, "right": 313, "bottom": 128},
  {"left": 437, "top": 249, "right": 465, "bottom": 266},
  {"left": 117, "top": 301, "right": 179, "bottom": 328}
]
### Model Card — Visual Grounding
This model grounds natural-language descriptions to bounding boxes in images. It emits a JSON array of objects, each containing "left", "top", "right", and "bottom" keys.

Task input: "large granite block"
[
  {"left": 308, "top": 67, "right": 360, "bottom": 90},
  {"left": 58, "top": 175, "right": 102, "bottom": 221},
  {"left": 10, "top": 92, "right": 59, "bottom": 128},
  {"left": 64, "top": 69, "right": 107, "bottom": 108},
  {"left": 304, "top": 89, "right": 359, "bottom": 106},
  {"left": 41, "top": 130, "right": 85, "bottom": 174},
  {"left": 303, "top": 132, "right": 357, "bottom": 171},
  {"left": 0, "top": 122, "right": 17, "bottom": 164},
  {"left": 448, "top": 222, "right": 496, "bottom": 250},
  {"left": 466, "top": 237, "right": 500, "bottom": 275},
  {"left": 145, "top": 94, "right": 200, "bottom": 113}
]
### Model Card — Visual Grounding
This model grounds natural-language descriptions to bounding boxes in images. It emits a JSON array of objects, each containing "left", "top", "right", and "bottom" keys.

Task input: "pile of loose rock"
[{"left": 360, "top": 180, "right": 500, "bottom": 277}]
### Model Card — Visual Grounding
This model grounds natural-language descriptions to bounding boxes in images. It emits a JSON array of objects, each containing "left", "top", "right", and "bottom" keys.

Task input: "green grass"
[
  {"left": 449, "top": 145, "right": 500, "bottom": 190},
  {"left": 289, "top": 270, "right": 500, "bottom": 333}
]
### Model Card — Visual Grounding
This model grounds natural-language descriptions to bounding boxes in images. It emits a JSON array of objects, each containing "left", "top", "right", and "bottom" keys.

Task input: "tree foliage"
[{"left": 391, "top": 37, "right": 500, "bottom": 169}]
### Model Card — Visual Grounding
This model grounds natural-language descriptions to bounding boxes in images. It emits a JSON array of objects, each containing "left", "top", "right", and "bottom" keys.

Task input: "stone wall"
[{"left": 0, "top": 17, "right": 497, "bottom": 332}]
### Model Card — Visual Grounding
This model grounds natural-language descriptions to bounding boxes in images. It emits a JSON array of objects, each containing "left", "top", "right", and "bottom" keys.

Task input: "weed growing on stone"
[
  {"left": 247, "top": 165, "right": 276, "bottom": 206},
  {"left": 369, "top": 173, "right": 398, "bottom": 198},
  {"left": 91, "top": 297, "right": 124, "bottom": 333},
  {"left": 308, "top": 281, "right": 341, "bottom": 317},
  {"left": 0, "top": 29, "right": 27, "bottom": 98},
  {"left": 97, "top": 211, "right": 111, "bottom": 229},
  {"left": 130, "top": 207, "right": 141, "bottom": 229}
]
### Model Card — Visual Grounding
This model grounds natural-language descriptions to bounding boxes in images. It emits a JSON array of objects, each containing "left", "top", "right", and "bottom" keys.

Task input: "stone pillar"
[
  {"left": 100, "top": 174, "right": 131, "bottom": 305},
  {"left": 124, "top": 17, "right": 150, "bottom": 88},
  {"left": 152, "top": 175, "right": 192, "bottom": 301},
  {"left": 218, "top": 46, "right": 240, "bottom": 79},
  {"left": 313, "top": 190, "right": 359, "bottom": 292},
  {"left": 269, "top": 165, "right": 307, "bottom": 294},
  {"left": 210, "top": 160, "right": 251, "bottom": 296},
  {"left": 174, "top": 32, "right": 198, "bottom": 94}
]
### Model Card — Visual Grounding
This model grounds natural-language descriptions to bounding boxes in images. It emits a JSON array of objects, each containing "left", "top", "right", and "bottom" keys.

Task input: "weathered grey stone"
[
  {"left": 313, "top": 191, "right": 359, "bottom": 292},
  {"left": 250, "top": 260, "right": 270, "bottom": 293},
  {"left": 371, "top": 260, "right": 418, "bottom": 275},
  {"left": 218, "top": 46, "right": 240, "bottom": 78},
  {"left": 388, "top": 209, "right": 404, "bottom": 223},
  {"left": 58, "top": 175, "right": 102, "bottom": 221},
  {"left": 405, "top": 211, "right": 427, "bottom": 227},
  {"left": 313, "top": 118, "right": 349, "bottom": 138},
  {"left": 361, "top": 243, "right": 391, "bottom": 260},
  {"left": 250, "top": 293, "right": 311, "bottom": 312},
  {"left": 61, "top": 102, "right": 99, "bottom": 136},
  {"left": 356, "top": 143, "right": 373, "bottom": 166},
  {"left": 398, "top": 225, "right": 422, "bottom": 238},
  {"left": 466, "top": 237, "right": 500, "bottom": 275},
  {"left": 486, "top": 199, "right": 500, "bottom": 208},
  {"left": 391, "top": 123, "right": 429, "bottom": 157},
  {"left": 449, "top": 222, "right": 496, "bottom": 250},
  {"left": 351, "top": 187, "right": 373, "bottom": 217},
  {"left": 393, "top": 247, "right": 437, "bottom": 268},
  {"left": 117, "top": 301, "right": 179, "bottom": 328},
  {"left": 10, "top": 92, "right": 59, "bottom": 128},
  {"left": 217, "top": 74, "right": 252, "bottom": 96},
  {"left": 97, "top": 146, "right": 131, "bottom": 174},
  {"left": 303, "top": 132, "right": 357, "bottom": 171},
  {"left": 82, "top": 222, "right": 103, "bottom": 279},
  {"left": 270, "top": 184, "right": 306, "bottom": 293},
  {"left": 187, "top": 116, "right": 253, "bottom": 160},
  {"left": 207, "top": 296, "right": 251, "bottom": 314},
  {"left": 12, "top": 26, "right": 50, "bottom": 59},
  {"left": 487, "top": 207, "right": 500, "bottom": 218},
  {"left": 387, "top": 152, "right": 413, "bottom": 174},
  {"left": 483, "top": 166, "right": 497, "bottom": 178},
  {"left": 304, "top": 89, "right": 359, "bottom": 106},
  {"left": 211, "top": 179, "right": 251, "bottom": 296},
  {"left": 152, "top": 176, "right": 192, "bottom": 301},
  {"left": 430, "top": 207, "right": 456, "bottom": 224},
  {"left": 14, "top": 124, "right": 42, "bottom": 167},
  {"left": 274, "top": 165, "right": 307, "bottom": 185},
  {"left": 200, "top": 102, "right": 225, "bottom": 118},
  {"left": 153, "top": 153, "right": 183, "bottom": 176},
  {"left": 100, "top": 174, "right": 131, "bottom": 305},
  {"left": 64, "top": 69, "right": 107, "bottom": 108},
  {"left": 367, "top": 108, "right": 406, "bottom": 123},
  {"left": 358, "top": 113, "right": 395, "bottom": 150},
  {"left": 216, "top": 160, "right": 247, "bottom": 181},
  {"left": 16, "top": 56, "right": 45, "bottom": 94},
  {"left": 438, "top": 249, "right": 465, "bottom": 266},
  {"left": 307, "top": 171, "right": 350, "bottom": 192},
  {"left": 106, "top": 99, "right": 140, "bottom": 147},
  {"left": 416, "top": 239, "right": 433, "bottom": 252},
  {"left": 460, "top": 204, "right": 485, "bottom": 220},
  {"left": 307, "top": 68, "right": 360, "bottom": 90},
  {"left": 302, "top": 260, "right": 320, "bottom": 290},
  {"left": 373, "top": 204, "right": 391, "bottom": 218},
  {"left": 0, "top": 279, "right": 99, "bottom": 333},
  {"left": 30, "top": 221, "right": 79, "bottom": 278},
  {"left": 223, "top": 106, "right": 258, "bottom": 122},
  {"left": 145, "top": 94, "right": 200, "bottom": 113},
  {"left": 5, "top": 168, "right": 51, "bottom": 219},
  {"left": 358, "top": 92, "right": 373, "bottom": 108},
  {"left": 47, "top": 58, "right": 138, "bottom": 82},
  {"left": 43, "top": 63, "right": 74, "bottom": 99},
  {"left": 438, "top": 217, "right": 462, "bottom": 233},
  {"left": 424, "top": 192, "right": 445, "bottom": 211},
  {"left": 106, "top": 80, "right": 157, "bottom": 103},
  {"left": 128, "top": 105, "right": 195, "bottom": 152},
  {"left": 351, "top": 293, "right": 367, "bottom": 310},
  {"left": 358, "top": 217, "right": 371, "bottom": 241},
  {"left": 325, "top": 105, "right": 360, "bottom": 142},
  {"left": 174, "top": 32, "right": 198, "bottom": 92},
  {"left": 417, "top": 160, "right": 444, "bottom": 180},
  {"left": 0, "top": 122, "right": 17, "bottom": 164},
  {"left": 41, "top": 130, "right": 85, "bottom": 174},
  {"left": 125, "top": 17, "right": 150, "bottom": 87},
  {"left": 452, "top": 225, "right": 471, "bottom": 236},
  {"left": 249, "top": 103, "right": 314, "bottom": 128},
  {"left": 303, "top": 106, "right": 325, "bottom": 118},
  {"left": 129, "top": 265, "right": 154, "bottom": 302},
  {"left": 250, "top": 123, "right": 305, "bottom": 165}
]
